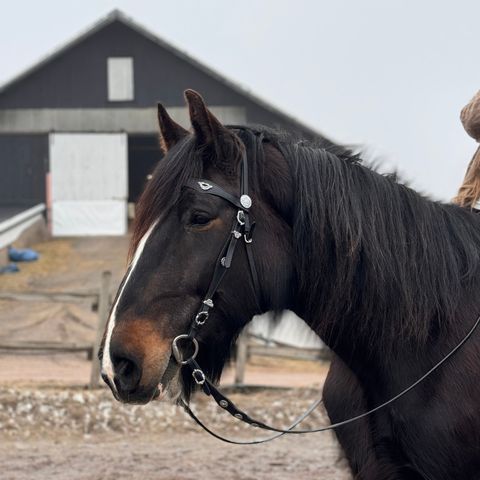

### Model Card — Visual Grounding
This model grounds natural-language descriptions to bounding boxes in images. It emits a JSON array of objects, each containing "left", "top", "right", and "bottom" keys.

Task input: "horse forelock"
[{"left": 129, "top": 135, "right": 203, "bottom": 262}]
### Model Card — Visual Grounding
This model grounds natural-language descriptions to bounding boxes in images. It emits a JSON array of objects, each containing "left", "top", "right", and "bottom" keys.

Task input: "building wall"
[
  {"left": 0, "top": 20, "right": 313, "bottom": 137},
  {"left": 0, "top": 135, "right": 48, "bottom": 206}
]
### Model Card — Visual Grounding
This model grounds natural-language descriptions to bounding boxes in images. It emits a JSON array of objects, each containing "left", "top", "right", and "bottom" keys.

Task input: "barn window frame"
[{"left": 107, "top": 57, "right": 134, "bottom": 102}]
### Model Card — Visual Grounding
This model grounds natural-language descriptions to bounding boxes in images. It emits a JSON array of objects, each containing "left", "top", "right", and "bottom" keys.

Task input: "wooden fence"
[
  {"left": 233, "top": 327, "right": 331, "bottom": 385},
  {"left": 0, "top": 275, "right": 329, "bottom": 388},
  {"left": 0, "top": 270, "right": 111, "bottom": 388}
]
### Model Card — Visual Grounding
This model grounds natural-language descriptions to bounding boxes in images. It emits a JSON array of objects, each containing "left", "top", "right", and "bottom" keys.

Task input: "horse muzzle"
[{"left": 102, "top": 318, "right": 180, "bottom": 404}]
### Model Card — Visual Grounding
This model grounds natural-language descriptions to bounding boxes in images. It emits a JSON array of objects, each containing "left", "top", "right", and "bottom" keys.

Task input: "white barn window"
[{"left": 107, "top": 57, "right": 134, "bottom": 101}]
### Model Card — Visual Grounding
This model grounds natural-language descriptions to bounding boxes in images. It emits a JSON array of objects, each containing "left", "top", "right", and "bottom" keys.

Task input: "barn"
[
  {"left": 0, "top": 9, "right": 320, "bottom": 240},
  {"left": 0, "top": 9, "right": 324, "bottom": 350}
]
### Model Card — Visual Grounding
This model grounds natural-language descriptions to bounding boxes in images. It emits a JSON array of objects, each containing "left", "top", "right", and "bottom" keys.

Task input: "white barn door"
[{"left": 50, "top": 133, "right": 127, "bottom": 236}]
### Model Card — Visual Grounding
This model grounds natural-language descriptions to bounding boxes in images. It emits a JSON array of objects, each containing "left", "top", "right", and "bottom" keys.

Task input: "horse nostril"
[{"left": 112, "top": 352, "right": 142, "bottom": 394}]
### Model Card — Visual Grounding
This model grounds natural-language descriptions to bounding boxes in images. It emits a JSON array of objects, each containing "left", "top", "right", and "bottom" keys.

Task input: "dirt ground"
[
  {"left": 0, "top": 236, "right": 351, "bottom": 479},
  {"left": 0, "top": 433, "right": 349, "bottom": 480},
  {"left": 0, "top": 387, "right": 351, "bottom": 480}
]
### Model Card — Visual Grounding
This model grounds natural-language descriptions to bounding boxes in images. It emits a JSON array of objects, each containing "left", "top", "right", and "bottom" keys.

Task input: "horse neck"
[{"left": 273, "top": 142, "right": 480, "bottom": 361}]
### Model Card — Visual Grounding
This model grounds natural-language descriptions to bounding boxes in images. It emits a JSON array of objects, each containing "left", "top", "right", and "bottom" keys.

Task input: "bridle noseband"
[{"left": 169, "top": 136, "right": 480, "bottom": 445}]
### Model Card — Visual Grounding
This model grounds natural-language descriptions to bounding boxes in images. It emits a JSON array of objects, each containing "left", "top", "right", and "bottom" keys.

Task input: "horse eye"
[{"left": 191, "top": 213, "right": 212, "bottom": 226}]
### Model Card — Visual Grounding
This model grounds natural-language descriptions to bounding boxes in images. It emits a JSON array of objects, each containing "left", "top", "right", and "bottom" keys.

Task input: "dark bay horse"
[{"left": 99, "top": 90, "right": 480, "bottom": 479}]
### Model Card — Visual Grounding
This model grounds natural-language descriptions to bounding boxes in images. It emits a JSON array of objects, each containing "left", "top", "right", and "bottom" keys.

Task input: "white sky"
[{"left": 1, "top": 0, "right": 479, "bottom": 200}]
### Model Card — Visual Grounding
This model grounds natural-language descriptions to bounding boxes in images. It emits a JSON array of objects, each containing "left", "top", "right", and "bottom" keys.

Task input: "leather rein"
[{"left": 171, "top": 145, "right": 480, "bottom": 445}]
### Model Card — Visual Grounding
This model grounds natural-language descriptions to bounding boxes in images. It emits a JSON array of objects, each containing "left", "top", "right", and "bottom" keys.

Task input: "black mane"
[
  {"left": 134, "top": 124, "right": 480, "bottom": 351},
  {"left": 250, "top": 126, "right": 480, "bottom": 350}
]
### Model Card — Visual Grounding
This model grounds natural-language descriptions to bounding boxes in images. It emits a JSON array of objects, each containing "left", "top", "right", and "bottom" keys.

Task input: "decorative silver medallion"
[
  {"left": 240, "top": 194, "right": 252, "bottom": 209},
  {"left": 198, "top": 181, "right": 213, "bottom": 191}
]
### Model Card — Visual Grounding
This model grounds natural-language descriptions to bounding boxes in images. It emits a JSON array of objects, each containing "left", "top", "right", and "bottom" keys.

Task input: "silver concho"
[
  {"left": 240, "top": 194, "right": 252, "bottom": 209},
  {"left": 198, "top": 181, "right": 213, "bottom": 191}
]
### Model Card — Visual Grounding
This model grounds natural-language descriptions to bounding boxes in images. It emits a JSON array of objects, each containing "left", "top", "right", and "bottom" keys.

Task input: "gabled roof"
[{"left": 0, "top": 9, "right": 321, "bottom": 137}]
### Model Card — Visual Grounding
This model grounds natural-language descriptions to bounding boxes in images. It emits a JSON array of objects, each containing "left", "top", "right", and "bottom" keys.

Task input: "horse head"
[{"left": 99, "top": 90, "right": 294, "bottom": 404}]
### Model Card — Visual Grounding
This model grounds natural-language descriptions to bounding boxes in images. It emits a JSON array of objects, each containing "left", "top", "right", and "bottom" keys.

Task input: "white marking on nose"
[{"left": 101, "top": 221, "right": 158, "bottom": 387}]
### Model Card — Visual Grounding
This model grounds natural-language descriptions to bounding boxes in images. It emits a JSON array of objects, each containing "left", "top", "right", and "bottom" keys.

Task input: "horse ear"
[
  {"left": 157, "top": 103, "right": 189, "bottom": 153},
  {"left": 184, "top": 89, "right": 223, "bottom": 144},
  {"left": 184, "top": 89, "right": 242, "bottom": 173}
]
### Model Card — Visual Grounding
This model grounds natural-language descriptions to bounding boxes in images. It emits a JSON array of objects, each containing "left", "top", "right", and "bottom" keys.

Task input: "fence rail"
[
  {"left": 1, "top": 277, "right": 330, "bottom": 389},
  {"left": 0, "top": 341, "right": 94, "bottom": 358},
  {"left": 0, "top": 270, "right": 111, "bottom": 388},
  {"left": 233, "top": 326, "right": 331, "bottom": 385},
  {"left": 0, "top": 291, "right": 98, "bottom": 302}
]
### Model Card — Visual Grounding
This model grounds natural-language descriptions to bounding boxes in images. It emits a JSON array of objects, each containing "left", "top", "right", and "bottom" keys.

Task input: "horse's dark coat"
[{"left": 105, "top": 92, "right": 480, "bottom": 479}]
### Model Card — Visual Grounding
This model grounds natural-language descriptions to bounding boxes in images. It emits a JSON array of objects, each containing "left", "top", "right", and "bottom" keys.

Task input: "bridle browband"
[{"left": 170, "top": 135, "right": 480, "bottom": 445}]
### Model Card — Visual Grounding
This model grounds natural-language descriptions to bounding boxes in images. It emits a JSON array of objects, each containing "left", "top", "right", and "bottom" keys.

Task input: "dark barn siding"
[
  {"left": 128, "top": 135, "right": 162, "bottom": 203},
  {"left": 0, "top": 20, "right": 312, "bottom": 137},
  {"left": 0, "top": 135, "right": 48, "bottom": 206}
]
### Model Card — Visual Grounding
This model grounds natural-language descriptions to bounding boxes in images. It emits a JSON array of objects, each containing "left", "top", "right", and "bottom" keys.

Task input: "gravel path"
[
  {"left": 0, "top": 433, "right": 350, "bottom": 480},
  {"left": 0, "top": 387, "right": 351, "bottom": 480}
]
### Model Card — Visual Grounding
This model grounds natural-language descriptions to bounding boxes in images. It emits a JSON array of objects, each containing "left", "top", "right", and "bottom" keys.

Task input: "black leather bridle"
[{"left": 171, "top": 142, "right": 480, "bottom": 445}]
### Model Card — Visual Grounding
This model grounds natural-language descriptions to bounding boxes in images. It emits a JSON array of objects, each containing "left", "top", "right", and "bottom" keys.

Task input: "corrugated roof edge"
[{"left": 0, "top": 9, "right": 323, "bottom": 139}]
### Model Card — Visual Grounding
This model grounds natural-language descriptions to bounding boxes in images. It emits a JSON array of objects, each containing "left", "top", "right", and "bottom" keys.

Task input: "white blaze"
[{"left": 102, "top": 221, "right": 158, "bottom": 385}]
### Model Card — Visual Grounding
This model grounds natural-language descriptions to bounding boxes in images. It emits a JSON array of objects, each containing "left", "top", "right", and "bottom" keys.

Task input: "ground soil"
[{"left": 0, "top": 236, "right": 351, "bottom": 479}]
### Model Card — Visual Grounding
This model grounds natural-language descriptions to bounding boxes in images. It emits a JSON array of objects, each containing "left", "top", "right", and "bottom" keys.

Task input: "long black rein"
[{"left": 172, "top": 135, "right": 480, "bottom": 445}]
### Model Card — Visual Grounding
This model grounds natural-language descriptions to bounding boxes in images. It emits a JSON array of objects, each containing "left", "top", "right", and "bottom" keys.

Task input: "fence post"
[
  {"left": 89, "top": 270, "right": 112, "bottom": 389},
  {"left": 234, "top": 326, "right": 249, "bottom": 385}
]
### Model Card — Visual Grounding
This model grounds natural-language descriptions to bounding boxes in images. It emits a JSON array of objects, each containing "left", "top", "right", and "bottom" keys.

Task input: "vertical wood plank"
[
  {"left": 234, "top": 326, "right": 250, "bottom": 385},
  {"left": 89, "top": 270, "right": 111, "bottom": 389}
]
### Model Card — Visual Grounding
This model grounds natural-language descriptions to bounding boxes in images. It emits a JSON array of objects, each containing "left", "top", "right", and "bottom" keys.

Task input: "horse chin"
[
  {"left": 153, "top": 379, "right": 182, "bottom": 404},
  {"left": 152, "top": 358, "right": 183, "bottom": 404}
]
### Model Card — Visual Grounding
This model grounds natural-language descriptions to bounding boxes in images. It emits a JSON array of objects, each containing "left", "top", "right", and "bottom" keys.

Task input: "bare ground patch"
[{"left": 0, "top": 387, "right": 350, "bottom": 480}]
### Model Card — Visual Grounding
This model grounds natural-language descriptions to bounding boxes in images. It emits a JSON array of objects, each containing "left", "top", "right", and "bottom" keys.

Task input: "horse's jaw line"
[
  {"left": 101, "top": 220, "right": 159, "bottom": 391},
  {"left": 156, "top": 357, "right": 183, "bottom": 404},
  {"left": 154, "top": 376, "right": 182, "bottom": 404}
]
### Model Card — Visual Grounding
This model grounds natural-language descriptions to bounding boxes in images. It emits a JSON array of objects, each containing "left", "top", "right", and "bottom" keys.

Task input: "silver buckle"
[
  {"left": 192, "top": 369, "right": 206, "bottom": 385},
  {"left": 237, "top": 210, "right": 246, "bottom": 225},
  {"left": 195, "top": 311, "right": 209, "bottom": 325},
  {"left": 172, "top": 334, "right": 199, "bottom": 365}
]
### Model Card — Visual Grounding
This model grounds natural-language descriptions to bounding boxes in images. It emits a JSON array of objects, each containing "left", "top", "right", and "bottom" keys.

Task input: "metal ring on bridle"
[{"left": 172, "top": 334, "right": 199, "bottom": 365}]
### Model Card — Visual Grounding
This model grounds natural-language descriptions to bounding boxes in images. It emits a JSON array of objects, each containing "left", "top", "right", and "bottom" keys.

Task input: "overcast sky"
[{"left": 1, "top": 0, "right": 479, "bottom": 200}]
